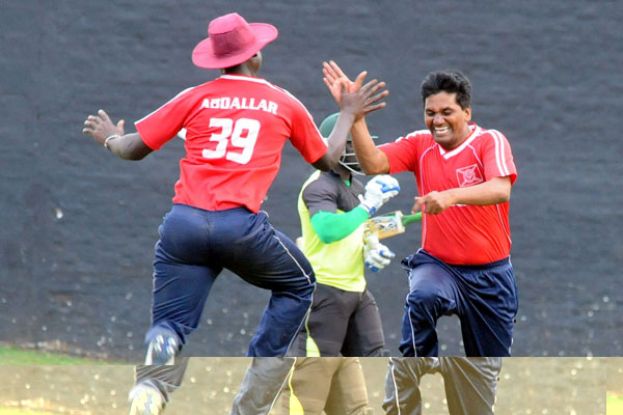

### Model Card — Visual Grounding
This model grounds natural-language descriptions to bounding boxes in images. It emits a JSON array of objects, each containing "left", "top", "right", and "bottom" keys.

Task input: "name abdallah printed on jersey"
[
  {"left": 456, "top": 164, "right": 484, "bottom": 187},
  {"left": 202, "top": 97, "right": 279, "bottom": 115}
]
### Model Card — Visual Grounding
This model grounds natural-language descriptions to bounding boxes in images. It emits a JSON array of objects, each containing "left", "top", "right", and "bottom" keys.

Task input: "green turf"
[
  {"left": 0, "top": 346, "right": 105, "bottom": 365},
  {"left": 0, "top": 409, "right": 58, "bottom": 415},
  {"left": 608, "top": 393, "right": 623, "bottom": 415}
]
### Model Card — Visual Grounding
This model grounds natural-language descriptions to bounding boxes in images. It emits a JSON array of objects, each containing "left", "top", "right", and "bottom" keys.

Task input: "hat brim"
[{"left": 192, "top": 23, "right": 278, "bottom": 69}]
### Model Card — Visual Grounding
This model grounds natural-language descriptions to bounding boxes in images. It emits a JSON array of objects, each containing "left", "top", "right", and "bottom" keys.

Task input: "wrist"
[
  {"left": 358, "top": 202, "right": 376, "bottom": 217},
  {"left": 339, "top": 110, "right": 356, "bottom": 122},
  {"left": 446, "top": 189, "right": 459, "bottom": 207},
  {"left": 104, "top": 134, "right": 120, "bottom": 151}
]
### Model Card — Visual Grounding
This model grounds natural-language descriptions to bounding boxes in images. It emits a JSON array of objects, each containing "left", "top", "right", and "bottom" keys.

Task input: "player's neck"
[{"left": 222, "top": 66, "right": 259, "bottom": 77}]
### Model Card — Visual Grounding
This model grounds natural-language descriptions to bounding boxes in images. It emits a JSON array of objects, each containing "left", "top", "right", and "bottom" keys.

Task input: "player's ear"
[
  {"left": 250, "top": 52, "right": 262, "bottom": 72},
  {"left": 464, "top": 106, "right": 472, "bottom": 121}
]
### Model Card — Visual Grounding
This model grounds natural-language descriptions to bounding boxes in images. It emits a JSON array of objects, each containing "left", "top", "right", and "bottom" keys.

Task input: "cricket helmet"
[{"left": 318, "top": 113, "right": 376, "bottom": 175}]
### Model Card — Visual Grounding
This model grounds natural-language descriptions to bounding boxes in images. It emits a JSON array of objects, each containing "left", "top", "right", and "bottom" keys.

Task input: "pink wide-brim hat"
[{"left": 192, "top": 12, "right": 278, "bottom": 69}]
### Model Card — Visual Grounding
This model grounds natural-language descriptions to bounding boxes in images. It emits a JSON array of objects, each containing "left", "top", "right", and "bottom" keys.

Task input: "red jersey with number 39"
[
  {"left": 380, "top": 124, "right": 517, "bottom": 265},
  {"left": 135, "top": 74, "right": 327, "bottom": 213}
]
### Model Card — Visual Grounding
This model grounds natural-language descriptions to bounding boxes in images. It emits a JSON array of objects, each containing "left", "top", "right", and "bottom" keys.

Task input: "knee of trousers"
[
  {"left": 294, "top": 278, "right": 316, "bottom": 300},
  {"left": 279, "top": 262, "right": 316, "bottom": 298},
  {"left": 406, "top": 288, "right": 440, "bottom": 317}
]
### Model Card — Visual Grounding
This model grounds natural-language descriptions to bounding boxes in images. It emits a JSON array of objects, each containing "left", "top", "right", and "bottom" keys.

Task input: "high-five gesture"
[
  {"left": 323, "top": 61, "right": 389, "bottom": 119},
  {"left": 323, "top": 60, "right": 358, "bottom": 103}
]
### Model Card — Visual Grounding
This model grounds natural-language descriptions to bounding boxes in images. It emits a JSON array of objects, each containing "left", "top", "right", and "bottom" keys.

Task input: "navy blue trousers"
[
  {"left": 146, "top": 204, "right": 316, "bottom": 357},
  {"left": 399, "top": 250, "right": 518, "bottom": 357}
]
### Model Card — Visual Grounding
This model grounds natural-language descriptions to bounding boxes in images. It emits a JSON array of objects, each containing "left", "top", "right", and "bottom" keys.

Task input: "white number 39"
[{"left": 202, "top": 117, "right": 260, "bottom": 165}]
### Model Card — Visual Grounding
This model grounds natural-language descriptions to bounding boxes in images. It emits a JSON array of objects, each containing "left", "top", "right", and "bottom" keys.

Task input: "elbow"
[
  {"left": 359, "top": 152, "right": 390, "bottom": 175},
  {"left": 317, "top": 231, "right": 339, "bottom": 244},
  {"left": 362, "top": 164, "right": 387, "bottom": 175},
  {"left": 489, "top": 178, "right": 511, "bottom": 203},
  {"left": 314, "top": 226, "right": 342, "bottom": 244},
  {"left": 496, "top": 188, "right": 511, "bottom": 203}
]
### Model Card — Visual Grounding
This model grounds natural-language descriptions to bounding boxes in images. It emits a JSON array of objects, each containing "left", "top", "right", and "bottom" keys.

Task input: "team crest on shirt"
[{"left": 456, "top": 164, "right": 484, "bottom": 187}]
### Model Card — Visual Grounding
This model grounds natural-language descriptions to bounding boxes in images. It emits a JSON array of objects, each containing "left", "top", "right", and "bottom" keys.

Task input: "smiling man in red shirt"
[{"left": 324, "top": 62, "right": 518, "bottom": 357}]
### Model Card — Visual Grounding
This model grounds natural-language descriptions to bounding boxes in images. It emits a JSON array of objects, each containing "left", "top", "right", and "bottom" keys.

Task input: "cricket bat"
[{"left": 365, "top": 210, "right": 422, "bottom": 240}]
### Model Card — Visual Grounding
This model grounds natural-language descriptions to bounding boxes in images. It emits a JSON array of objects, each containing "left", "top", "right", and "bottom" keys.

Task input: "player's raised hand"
[
  {"left": 82, "top": 109, "right": 125, "bottom": 146},
  {"left": 322, "top": 60, "right": 367, "bottom": 105},
  {"left": 323, "top": 60, "right": 353, "bottom": 97},
  {"left": 340, "top": 76, "right": 389, "bottom": 120}
]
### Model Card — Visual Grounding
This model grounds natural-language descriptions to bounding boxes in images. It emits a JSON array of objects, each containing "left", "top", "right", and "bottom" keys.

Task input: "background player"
[
  {"left": 82, "top": 12, "right": 389, "bottom": 366},
  {"left": 295, "top": 112, "right": 399, "bottom": 356},
  {"left": 323, "top": 61, "right": 518, "bottom": 357},
  {"left": 231, "top": 357, "right": 374, "bottom": 415}
]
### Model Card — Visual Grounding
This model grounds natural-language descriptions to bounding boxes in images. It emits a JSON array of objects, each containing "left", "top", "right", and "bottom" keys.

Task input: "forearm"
[
  {"left": 351, "top": 118, "right": 390, "bottom": 174},
  {"left": 311, "top": 207, "right": 369, "bottom": 243},
  {"left": 312, "top": 111, "right": 356, "bottom": 171},
  {"left": 446, "top": 177, "right": 511, "bottom": 206},
  {"left": 325, "top": 111, "right": 356, "bottom": 163},
  {"left": 106, "top": 133, "right": 153, "bottom": 160}
]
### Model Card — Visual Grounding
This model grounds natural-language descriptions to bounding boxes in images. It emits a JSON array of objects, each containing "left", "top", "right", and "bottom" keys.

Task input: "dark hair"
[{"left": 421, "top": 71, "right": 472, "bottom": 109}]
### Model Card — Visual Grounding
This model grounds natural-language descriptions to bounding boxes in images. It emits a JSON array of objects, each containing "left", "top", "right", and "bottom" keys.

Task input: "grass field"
[
  {"left": 0, "top": 346, "right": 109, "bottom": 365},
  {"left": 0, "top": 346, "right": 117, "bottom": 414},
  {"left": 608, "top": 393, "right": 623, "bottom": 415}
]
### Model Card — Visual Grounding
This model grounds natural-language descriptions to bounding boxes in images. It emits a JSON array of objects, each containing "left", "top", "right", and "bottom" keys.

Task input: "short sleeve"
[
  {"left": 481, "top": 130, "right": 517, "bottom": 185},
  {"left": 288, "top": 100, "right": 327, "bottom": 164},
  {"left": 378, "top": 132, "right": 424, "bottom": 174},
  {"left": 302, "top": 177, "right": 339, "bottom": 216},
  {"left": 134, "top": 87, "right": 196, "bottom": 150}
]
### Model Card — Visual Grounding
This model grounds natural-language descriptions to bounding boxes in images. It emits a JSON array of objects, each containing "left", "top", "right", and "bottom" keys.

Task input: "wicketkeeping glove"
[
  {"left": 363, "top": 233, "right": 396, "bottom": 272},
  {"left": 358, "top": 175, "right": 400, "bottom": 216}
]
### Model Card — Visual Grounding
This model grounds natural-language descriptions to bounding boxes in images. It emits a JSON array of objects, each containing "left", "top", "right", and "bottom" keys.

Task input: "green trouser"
[
  {"left": 231, "top": 357, "right": 373, "bottom": 415},
  {"left": 383, "top": 357, "right": 501, "bottom": 415}
]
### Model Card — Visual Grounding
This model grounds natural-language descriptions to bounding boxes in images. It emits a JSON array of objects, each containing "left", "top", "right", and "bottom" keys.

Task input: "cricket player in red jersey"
[
  {"left": 323, "top": 62, "right": 518, "bottom": 357},
  {"left": 82, "top": 12, "right": 390, "bottom": 369}
]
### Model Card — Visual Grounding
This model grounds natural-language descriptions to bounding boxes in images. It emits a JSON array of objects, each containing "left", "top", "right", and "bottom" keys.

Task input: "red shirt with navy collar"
[
  {"left": 135, "top": 74, "right": 327, "bottom": 213},
  {"left": 379, "top": 124, "right": 517, "bottom": 265}
]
